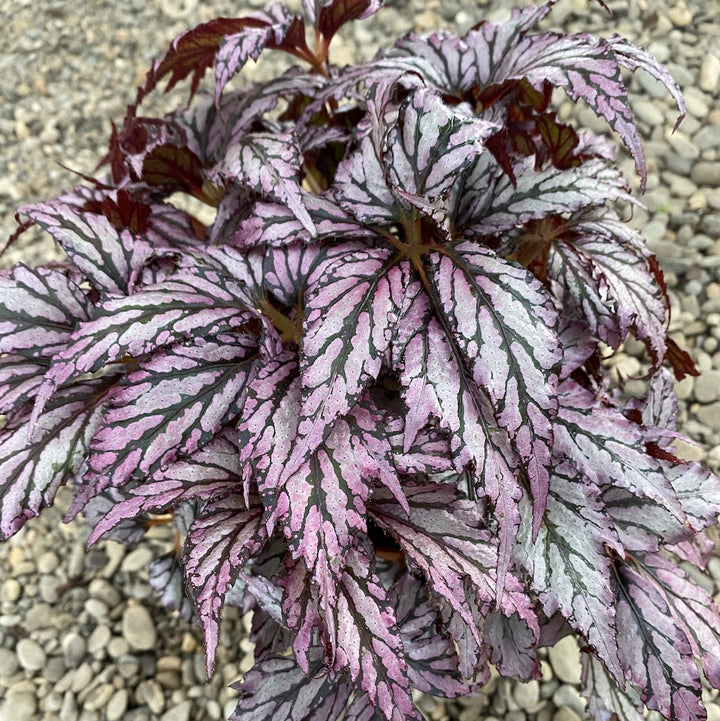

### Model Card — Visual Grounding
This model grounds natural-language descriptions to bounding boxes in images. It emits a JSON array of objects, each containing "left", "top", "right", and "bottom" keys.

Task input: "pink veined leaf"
[
  {"left": 183, "top": 492, "right": 267, "bottom": 676},
  {"left": 0, "top": 355, "right": 47, "bottom": 414},
  {"left": 600, "top": 486, "right": 692, "bottom": 553},
  {"left": 268, "top": 402, "right": 407, "bottom": 663},
  {"left": 384, "top": 87, "right": 496, "bottom": 229},
  {"left": 0, "top": 377, "right": 113, "bottom": 540},
  {"left": 581, "top": 652, "right": 644, "bottom": 721},
  {"left": 30, "top": 264, "right": 257, "bottom": 427},
  {"left": 607, "top": 34, "right": 686, "bottom": 131},
  {"left": 482, "top": 610, "right": 539, "bottom": 680},
  {"left": 282, "top": 545, "right": 418, "bottom": 721},
  {"left": 314, "top": 0, "right": 383, "bottom": 44},
  {"left": 515, "top": 462, "right": 624, "bottom": 682},
  {"left": 212, "top": 130, "right": 316, "bottom": 235},
  {"left": 21, "top": 201, "right": 155, "bottom": 296},
  {"left": 149, "top": 553, "right": 197, "bottom": 621},
  {"left": 369, "top": 483, "right": 538, "bottom": 648},
  {"left": 549, "top": 209, "right": 668, "bottom": 369},
  {"left": 390, "top": 572, "right": 467, "bottom": 697},
  {"left": 145, "top": 201, "right": 209, "bottom": 252},
  {"left": 262, "top": 243, "right": 323, "bottom": 307},
  {"left": 632, "top": 552, "right": 720, "bottom": 689},
  {"left": 461, "top": 22, "right": 675, "bottom": 190},
  {"left": 390, "top": 30, "right": 477, "bottom": 96},
  {"left": 430, "top": 242, "right": 560, "bottom": 537},
  {"left": 280, "top": 246, "right": 407, "bottom": 484},
  {"left": 662, "top": 458, "right": 720, "bottom": 533},
  {"left": 236, "top": 351, "right": 300, "bottom": 510},
  {"left": 213, "top": 4, "right": 308, "bottom": 106},
  {"left": 614, "top": 556, "right": 705, "bottom": 721},
  {"left": 137, "top": 4, "right": 308, "bottom": 106},
  {"left": 391, "top": 279, "right": 522, "bottom": 601},
  {"left": 334, "top": 133, "right": 404, "bottom": 226},
  {"left": 234, "top": 195, "right": 379, "bottom": 248},
  {"left": 0, "top": 265, "right": 90, "bottom": 359},
  {"left": 87, "top": 427, "right": 243, "bottom": 545},
  {"left": 178, "top": 69, "right": 325, "bottom": 166},
  {"left": 230, "top": 650, "right": 354, "bottom": 721},
  {"left": 554, "top": 379, "right": 687, "bottom": 524},
  {"left": 457, "top": 158, "right": 635, "bottom": 237},
  {"left": 625, "top": 368, "right": 679, "bottom": 444},
  {"left": 82, "top": 335, "right": 258, "bottom": 508}
]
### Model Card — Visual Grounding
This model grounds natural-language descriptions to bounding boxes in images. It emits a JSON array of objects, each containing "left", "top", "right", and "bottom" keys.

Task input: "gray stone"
[
  {"left": 513, "top": 680, "right": 541, "bottom": 712},
  {"left": 633, "top": 99, "right": 665, "bottom": 127},
  {"left": 552, "top": 684, "right": 587, "bottom": 716},
  {"left": 553, "top": 708, "right": 582, "bottom": 721},
  {"left": 1, "top": 578, "right": 21, "bottom": 602},
  {"left": 692, "top": 162, "right": 720, "bottom": 187},
  {"left": 0, "top": 689, "right": 37, "bottom": 721},
  {"left": 695, "top": 402, "right": 720, "bottom": 432},
  {"left": 83, "top": 683, "right": 115, "bottom": 712},
  {"left": 138, "top": 678, "right": 165, "bottom": 714},
  {"left": 62, "top": 632, "right": 87, "bottom": 668},
  {"left": 0, "top": 647, "right": 19, "bottom": 677},
  {"left": 15, "top": 637, "right": 46, "bottom": 671},
  {"left": 694, "top": 370, "right": 720, "bottom": 403},
  {"left": 548, "top": 636, "right": 582, "bottom": 685},
  {"left": 122, "top": 603, "right": 157, "bottom": 651},
  {"left": 121, "top": 546, "right": 154, "bottom": 573},
  {"left": 106, "top": 689, "right": 129, "bottom": 721},
  {"left": 59, "top": 691, "right": 78, "bottom": 721},
  {"left": 700, "top": 53, "right": 720, "bottom": 93},
  {"left": 160, "top": 701, "right": 193, "bottom": 721},
  {"left": 88, "top": 624, "right": 112, "bottom": 657},
  {"left": 88, "top": 578, "right": 122, "bottom": 608}
]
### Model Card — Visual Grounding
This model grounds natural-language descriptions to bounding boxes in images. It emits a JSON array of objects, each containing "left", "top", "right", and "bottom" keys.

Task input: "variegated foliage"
[{"left": 2, "top": 0, "right": 719, "bottom": 719}]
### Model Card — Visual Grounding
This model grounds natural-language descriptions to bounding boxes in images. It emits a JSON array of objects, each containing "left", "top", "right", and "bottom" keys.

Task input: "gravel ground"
[{"left": 1, "top": 0, "right": 720, "bottom": 720}]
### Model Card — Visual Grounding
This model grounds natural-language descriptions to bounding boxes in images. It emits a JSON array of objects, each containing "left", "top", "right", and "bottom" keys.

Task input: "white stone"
[
  {"left": 1, "top": 578, "right": 21, "bottom": 602},
  {"left": 0, "top": 690, "right": 37, "bottom": 721},
  {"left": 160, "top": 700, "right": 193, "bottom": 721},
  {"left": 122, "top": 603, "right": 157, "bottom": 651},
  {"left": 61, "top": 631, "right": 87, "bottom": 668},
  {"left": 707, "top": 702, "right": 720, "bottom": 721},
  {"left": 553, "top": 707, "right": 581, "bottom": 721},
  {"left": 15, "top": 638, "right": 46, "bottom": 671},
  {"left": 694, "top": 370, "right": 720, "bottom": 403},
  {"left": 548, "top": 636, "right": 582, "bottom": 685},
  {"left": 700, "top": 54, "right": 720, "bottom": 94},
  {"left": 513, "top": 680, "right": 541, "bottom": 711},
  {"left": 106, "top": 689, "right": 129, "bottom": 721}
]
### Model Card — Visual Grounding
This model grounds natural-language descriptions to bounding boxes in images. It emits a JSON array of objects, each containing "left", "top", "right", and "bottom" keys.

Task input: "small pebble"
[
  {"left": 15, "top": 637, "right": 46, "bottom": 671},
  {"left": 122, "top": 604, "right": 157, "bottom": 651}
]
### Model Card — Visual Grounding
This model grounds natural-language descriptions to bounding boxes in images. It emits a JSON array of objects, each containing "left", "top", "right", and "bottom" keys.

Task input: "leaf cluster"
[{"left": 1, "top": 1, "right": 719, "bottom": 720}]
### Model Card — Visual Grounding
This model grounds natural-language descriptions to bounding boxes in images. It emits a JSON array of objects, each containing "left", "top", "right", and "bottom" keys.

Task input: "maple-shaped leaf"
[
  {"left": 515, "top": 462, "right": 623, "bottom": 681},
  {"left": 0, "top": 265, "right": 89, "bottom": 359},
  {"left": 282, "top": 545, "right": 418, "bottom": 721},
  {"left": 581, "top": 652, "right": 644, "bottom": 721},
  {"left": 184, "top": 492, "right": 267, "bottom": 674},
  {"left": 87, "top": 427, "right": 244, "bottom": 545},
  {"left": 390, "top": 572, "right": 467, "bottom": 697},
  {"left": 0, "top": 377, "right": 113, "bottom": 540},
  {"left": 614, "top": 556, "right": 705, "bottom": 721},
  {"left": 212, "top": 130, "right": 316, "bottom": 235},
  {"left": 31, "top": 265, "right": 257, "bottom": 425},
  {"left": 280, "top": 246, "right": 406, "bottom": 483},
  {"left": 430, "top": 243, "right": 560, "bottom": 535},
  {"left": 83, "top": 335, "right": 258, "bottom": 505},
  {"left": 21, "top": 201, "right": 154, "bottom": 296},
  {"left": 369, "top": 483, "right": 537, "bottom": 648},
  {"left": 554, "top": 379, "right": 686, "bottom": 523}
]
